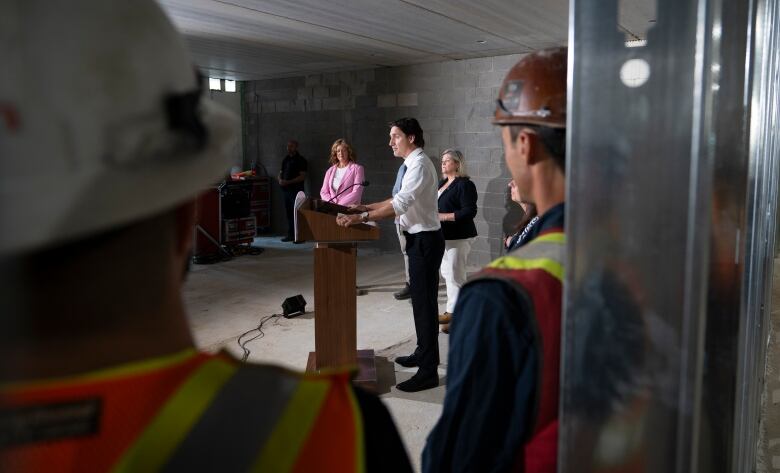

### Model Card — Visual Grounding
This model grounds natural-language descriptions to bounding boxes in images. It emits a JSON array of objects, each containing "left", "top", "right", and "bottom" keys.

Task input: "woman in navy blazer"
[
  {"left": 319, "top": 139, "right": 365, "bottom": 206},
  {"left": 437, "top": 149, "right": 478, "bottom": 332}
]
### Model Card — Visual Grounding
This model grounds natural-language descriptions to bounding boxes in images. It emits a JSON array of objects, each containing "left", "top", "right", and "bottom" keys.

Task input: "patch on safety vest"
[{"left": 0, "top": 398, "right": 101, "bottom": 447}]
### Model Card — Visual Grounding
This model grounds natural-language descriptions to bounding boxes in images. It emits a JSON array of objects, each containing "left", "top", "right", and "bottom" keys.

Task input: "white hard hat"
[{"left": 0, "top": 0, "right": 237, "bottom": 254}]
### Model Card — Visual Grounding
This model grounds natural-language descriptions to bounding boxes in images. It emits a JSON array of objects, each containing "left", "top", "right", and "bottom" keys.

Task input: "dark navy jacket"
[
  {"left": 422, "top": 203, "right": 566, "bottom": 472},
  {"left": 438, "top": 177, "right": 478, "bottom": 240}
]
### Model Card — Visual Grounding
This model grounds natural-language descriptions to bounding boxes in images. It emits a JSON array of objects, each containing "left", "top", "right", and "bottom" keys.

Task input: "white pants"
[
  {"left": 396, "top": 223, "right": 410, "bottom": 283},
  {"left": 440, "top": 238, "right": 474, "bottom": 313}
]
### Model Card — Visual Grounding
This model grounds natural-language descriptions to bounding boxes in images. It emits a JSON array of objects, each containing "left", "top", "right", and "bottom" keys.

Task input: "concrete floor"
[
  {"left": 184, "top": 236, "right": 780, "bottom": 472},
  {"left": 183, "top": 236, "right": 465, "bottom": 472}
]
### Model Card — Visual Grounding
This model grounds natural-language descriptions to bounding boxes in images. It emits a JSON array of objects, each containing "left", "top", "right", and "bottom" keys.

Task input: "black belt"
[{"left": 403, "top": 229, "right": 441, "bottom": 237}]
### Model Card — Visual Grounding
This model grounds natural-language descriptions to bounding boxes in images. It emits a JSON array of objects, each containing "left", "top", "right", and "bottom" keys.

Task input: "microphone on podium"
[{"left": 328, "top": 180, "right": 370, "bottom": 203}]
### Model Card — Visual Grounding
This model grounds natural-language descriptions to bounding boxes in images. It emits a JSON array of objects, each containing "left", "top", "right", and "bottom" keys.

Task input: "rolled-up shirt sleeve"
[
  {"left": 391, "top": 161, "right": 424, "bottom": 215},
  {"left": 422, "top": 280, "right": 538, "bottom": 473}
]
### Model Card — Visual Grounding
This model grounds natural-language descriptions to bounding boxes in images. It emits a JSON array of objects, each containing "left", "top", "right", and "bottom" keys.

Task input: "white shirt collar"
[{"left": 402, "top": 147, "right": 424, "bottom": 167}]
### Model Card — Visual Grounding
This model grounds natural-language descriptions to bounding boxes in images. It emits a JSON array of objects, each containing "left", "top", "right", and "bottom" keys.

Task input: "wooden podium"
[{"left": 295, "top": 198, "right": 380, "bottom": 388}]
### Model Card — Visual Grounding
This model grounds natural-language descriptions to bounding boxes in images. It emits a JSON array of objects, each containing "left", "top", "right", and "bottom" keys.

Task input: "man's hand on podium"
[
  {"left": 336, "top": 204, "right": 370, "bottom": 227},
  {"left": 337, "top": 212, "right": 362, "bottom": 227}
]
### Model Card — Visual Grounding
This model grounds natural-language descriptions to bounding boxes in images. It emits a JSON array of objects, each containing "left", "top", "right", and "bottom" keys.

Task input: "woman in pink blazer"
[{"left": 319, "top": 139, "right": 365, "bottom": 206}]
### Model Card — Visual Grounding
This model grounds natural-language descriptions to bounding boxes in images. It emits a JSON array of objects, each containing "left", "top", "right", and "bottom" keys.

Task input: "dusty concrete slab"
[{"left": 183, "top": 236, "right": 461, "bottom": 471}]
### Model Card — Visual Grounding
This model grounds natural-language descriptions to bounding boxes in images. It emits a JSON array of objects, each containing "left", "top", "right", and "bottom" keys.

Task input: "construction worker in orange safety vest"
[
  {"left": 423, "top": 48, "right": 568, "bottom": 473},
  {"left": 0, "top": 1, "right": 411, "bottom": 472}
]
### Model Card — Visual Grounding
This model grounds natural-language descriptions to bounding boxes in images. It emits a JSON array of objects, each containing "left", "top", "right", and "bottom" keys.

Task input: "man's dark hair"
[
  {"left": 389, "top": 117, "right": 425, "bottom": 148},
  {"left": 509, "top": 125, "right": 566, "bottom": 173}
]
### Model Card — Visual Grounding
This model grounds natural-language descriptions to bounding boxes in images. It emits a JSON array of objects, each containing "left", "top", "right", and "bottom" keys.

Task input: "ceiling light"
[
  {"left": 620, "top": 58, "right": 651, "bottom": 88},
  {"left": 209, "top": 78, "right": 221, "bottom": 90},
  {"left": 224, "top": 80, "right": 236, "bottom": 92},
  {"left": 625, "top": 39, "right": 647, "bottom": 48}
]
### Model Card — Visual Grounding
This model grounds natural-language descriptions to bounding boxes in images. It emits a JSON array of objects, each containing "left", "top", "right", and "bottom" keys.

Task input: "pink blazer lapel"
[{"left": 336, "top": 163, "right": 356, "bottom": 193}]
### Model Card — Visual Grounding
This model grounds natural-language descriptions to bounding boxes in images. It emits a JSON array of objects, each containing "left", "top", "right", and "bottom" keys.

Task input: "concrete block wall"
[
  {"left": 242, "top": 54, "right": 527, "bottom": 266},
  {"left": 205, "top": 89, "right": 242, "bottom": 168}
]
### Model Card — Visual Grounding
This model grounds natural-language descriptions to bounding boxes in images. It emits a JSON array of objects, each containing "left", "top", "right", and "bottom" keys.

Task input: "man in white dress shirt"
[{"left": 337, "top": 117, "right": 444, "bottom": 392}]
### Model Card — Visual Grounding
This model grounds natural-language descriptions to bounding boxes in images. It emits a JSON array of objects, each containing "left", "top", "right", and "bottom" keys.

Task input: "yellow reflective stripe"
[
  {"left": 111, "top": 358, "right": 237, "bottom": 473},
  {"left": 488, "top": 257, "right": 564, "bottom": 282},
  {"left": 250, "top": 379, "right": 330, "bottom": 472},
  {"left": 75, "top": 349, "right": 200, "bottom": 383},
  {"left": 533, "top": 232, "right": 565, "bottom": 244},
  {"left": 2, "top": 349, "right": 199, "bottom": 391},
  {"left": 347, "top": 386, "right": 366, "bottom": 473}
]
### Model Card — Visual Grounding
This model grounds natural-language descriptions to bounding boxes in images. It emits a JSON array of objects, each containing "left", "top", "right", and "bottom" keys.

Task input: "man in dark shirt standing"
[
  {"left": 278, "top": 139, "right": 307, "bottom": 242},
  {"left": 423, "top": 48, "right": 567, "bottom": 472}
]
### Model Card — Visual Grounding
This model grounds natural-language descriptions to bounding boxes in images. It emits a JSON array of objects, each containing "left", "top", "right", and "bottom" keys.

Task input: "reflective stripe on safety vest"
[
  {"left": 111, "top": 360, "right": 365, "bottom": 473},
  {"left": 487, "top": 231, "right": 565, "bottom": 282},
  {"left": 111, "top": 357, "right": 238, "bottom": 473}
]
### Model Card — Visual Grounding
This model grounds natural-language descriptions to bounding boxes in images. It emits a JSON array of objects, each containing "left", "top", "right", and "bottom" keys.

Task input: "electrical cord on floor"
[{"left": 238, "top": 313, "right": 282, "bottom": 362}]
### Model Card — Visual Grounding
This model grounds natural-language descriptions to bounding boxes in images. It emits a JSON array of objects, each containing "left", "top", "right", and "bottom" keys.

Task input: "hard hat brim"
[{"left": 0, "top": 100, "right": 238, "bottom": 254}]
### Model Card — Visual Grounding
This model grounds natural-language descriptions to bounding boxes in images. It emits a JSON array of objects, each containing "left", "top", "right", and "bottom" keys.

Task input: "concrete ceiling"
[{"left": 159, "top": 0, "right": 656, "bottom": 81}]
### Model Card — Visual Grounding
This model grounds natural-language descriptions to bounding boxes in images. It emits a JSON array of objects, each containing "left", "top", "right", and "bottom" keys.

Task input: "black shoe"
[
  {"left": 394, "top": 283, "right": 411, "bottom": 300},
  {"left": 394, "top": 354, "right": 419, "bottom": 368},
  {"left": 281, "top": 236, "right": 293, "bottom": 242},
  {"left": 396, "top": 371, "right": 438, "bottom": 392}
]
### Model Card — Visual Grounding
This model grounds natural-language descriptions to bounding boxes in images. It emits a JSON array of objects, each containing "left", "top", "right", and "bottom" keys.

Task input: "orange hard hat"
[{"left": 493, "top": 47, "right": 568, "bottom": 128}]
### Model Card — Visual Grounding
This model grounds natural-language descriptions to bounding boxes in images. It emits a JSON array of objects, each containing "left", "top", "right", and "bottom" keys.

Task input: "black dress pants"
[
  {"left": 282, "top": 189, "right": 298, "bottom": 238},
  {"left": 405, "top": 229, "right": 445, "bottom": 374}
]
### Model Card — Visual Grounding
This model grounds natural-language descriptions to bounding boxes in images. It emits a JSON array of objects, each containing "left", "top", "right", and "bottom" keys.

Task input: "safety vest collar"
[
  {"left": 487, "top": 231, "right": 565, "bottom": 282},
  {"left": 1, "top": 348, "right": 202, "bottom": 392}
]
